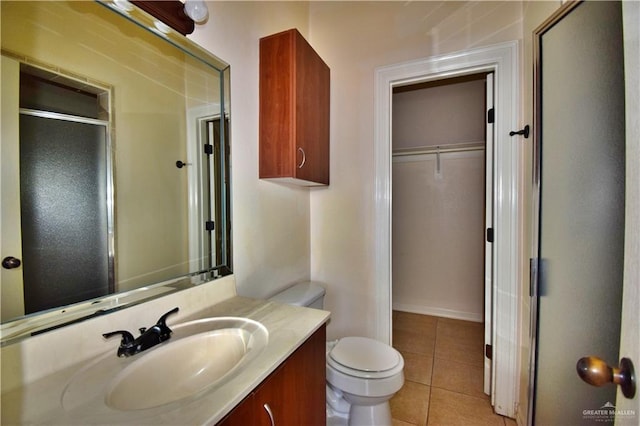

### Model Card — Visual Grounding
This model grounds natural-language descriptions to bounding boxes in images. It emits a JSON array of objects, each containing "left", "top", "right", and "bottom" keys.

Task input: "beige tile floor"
[{"left": 390, "top": 311, "right": 517, "bottom": 426}]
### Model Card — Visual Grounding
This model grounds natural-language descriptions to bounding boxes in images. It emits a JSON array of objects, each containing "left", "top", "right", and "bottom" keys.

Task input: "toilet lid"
[{"left": 329, "top": 337, "right": 400, "bottom": 373}]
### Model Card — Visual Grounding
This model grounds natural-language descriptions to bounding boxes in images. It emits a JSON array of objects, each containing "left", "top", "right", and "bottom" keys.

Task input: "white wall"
[
  {"left": 392, "top": 151, "right": 485, "bottom": 321},
  {"left": 192, "top": 2, "right": 523, "bottom": 340},
  {"left": 393, "top": 79, "right": 486, "bottom": 149}
]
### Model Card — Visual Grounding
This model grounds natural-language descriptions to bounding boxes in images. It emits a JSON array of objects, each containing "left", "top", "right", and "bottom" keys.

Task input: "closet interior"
[{"left": 391, "top": 73, "right": 489, "bottom": 322}]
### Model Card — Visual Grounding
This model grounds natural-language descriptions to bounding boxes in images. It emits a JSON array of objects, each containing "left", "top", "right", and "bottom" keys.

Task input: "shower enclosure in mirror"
[{"left": 0, "top": 0, "right": 231, "bottom": 343}]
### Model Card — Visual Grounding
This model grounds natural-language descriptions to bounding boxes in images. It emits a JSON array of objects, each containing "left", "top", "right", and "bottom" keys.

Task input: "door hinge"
[
  {"left": 487, "top": 108, "right": 495, "bottom": 124},
  {"left": 486, "top": 227, "right": 494, "bottom": 243},
  {"left": 530, "top": 258, "right": 537, "bottom": 298},
  {"left": 485, "top": 344, "right": 493, "bottom": 360},
  {"left": 205, "top": 221, "right": 214, "bottom": 231},
  {"left": 203, "top": 144, "right": 213, "bottom": 155}
]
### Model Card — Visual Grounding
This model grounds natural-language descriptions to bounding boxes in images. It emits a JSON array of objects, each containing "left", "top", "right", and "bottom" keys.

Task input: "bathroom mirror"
[{"left": 0, "top": 0, "right": 231, "bottom": 344}]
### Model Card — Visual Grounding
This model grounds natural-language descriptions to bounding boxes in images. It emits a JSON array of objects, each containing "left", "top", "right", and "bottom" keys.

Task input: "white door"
[{"left": 483, "top": 72, "right": 494, "bottom": 397}]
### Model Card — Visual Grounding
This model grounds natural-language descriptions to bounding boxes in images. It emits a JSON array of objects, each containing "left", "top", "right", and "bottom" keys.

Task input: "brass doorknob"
[{"left": 576, "top": 356, "right": 636, "bottom": 399}]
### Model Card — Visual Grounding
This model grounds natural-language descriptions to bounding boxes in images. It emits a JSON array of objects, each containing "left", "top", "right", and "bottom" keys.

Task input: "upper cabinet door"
[{"left": 259, "top": 29, "right": 330, "bottom": 186}]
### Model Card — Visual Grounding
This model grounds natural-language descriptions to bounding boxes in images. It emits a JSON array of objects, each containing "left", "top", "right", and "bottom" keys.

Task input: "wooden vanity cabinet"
[
  {"left": 259, "top": 29, "right": 330, "bottom": 186},
  {"left": 217, "top": 324, "right": 326, "bottom": 425}
]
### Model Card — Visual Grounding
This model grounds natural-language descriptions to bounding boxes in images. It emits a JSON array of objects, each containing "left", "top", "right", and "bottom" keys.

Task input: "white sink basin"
[
  {"left": 106, "top": 328, "right": 253, "bottom": 410},
  {"left": 62, "top": 317, "right": 268, "bottom": 413}
]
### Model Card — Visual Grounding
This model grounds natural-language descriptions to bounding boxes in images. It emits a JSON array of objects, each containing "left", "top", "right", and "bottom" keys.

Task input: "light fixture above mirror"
[
  {"left": 184, "top": 0, "right": 209, "bottom": 23},
  {"left": 126, "top": 0, "right": 210, "bottom": 35}
]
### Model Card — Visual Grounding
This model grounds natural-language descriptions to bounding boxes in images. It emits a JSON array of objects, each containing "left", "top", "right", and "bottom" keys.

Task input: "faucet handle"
[
  {"left": 156, "top": 307, "right": 179, "bottom": 328},
  {"left": 103, "top": 330, "right": 135, "bottom": 345},
  {"left": 154, "top": 307, "right": 179, "bottom": 336},
  {"left": 153, "top": 307, "right": 179, "bottom": 342}
]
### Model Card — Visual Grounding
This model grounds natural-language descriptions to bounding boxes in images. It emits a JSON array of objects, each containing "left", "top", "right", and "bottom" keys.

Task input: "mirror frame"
[{"left": 0, "top": 0, "right": 232, "bottom": 345}]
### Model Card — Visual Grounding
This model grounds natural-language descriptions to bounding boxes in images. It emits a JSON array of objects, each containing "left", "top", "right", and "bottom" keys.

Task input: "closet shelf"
[{"left": 392, "top": 141, "right": 485, "bottom": 157}]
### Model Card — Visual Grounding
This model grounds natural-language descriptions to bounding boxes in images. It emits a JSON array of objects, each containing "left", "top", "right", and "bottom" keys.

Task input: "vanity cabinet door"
[
  {"left": 217, "top": 324, "right": 326, "bottom": 425},
  {"left": 253, "top": 364, "right": 286, "bottom": 426},
  {"left": 259, "top": 28, "right": 330, "bottom": 186},
  {"left": 254, "top": 323, "right": 326, "bottom": 425}
]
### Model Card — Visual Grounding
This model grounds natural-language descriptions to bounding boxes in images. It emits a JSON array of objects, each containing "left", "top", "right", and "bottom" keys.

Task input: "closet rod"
[{"left": 392, "top": 141, "right": 485, "bottom": 157}]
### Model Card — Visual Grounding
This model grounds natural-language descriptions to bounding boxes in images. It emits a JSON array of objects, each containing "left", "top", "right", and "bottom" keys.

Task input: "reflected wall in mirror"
[{"left": 0, "top": 0, "right": 231, "bottom": 343}]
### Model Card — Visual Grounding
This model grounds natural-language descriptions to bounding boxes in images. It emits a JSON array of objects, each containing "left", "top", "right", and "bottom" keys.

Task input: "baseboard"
[{"left": 392, "top": 303, "right": 483, "bottom": 323}]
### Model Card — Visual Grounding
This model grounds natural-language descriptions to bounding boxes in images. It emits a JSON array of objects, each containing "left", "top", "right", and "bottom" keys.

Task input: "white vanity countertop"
[{"left": 0, "top": 296, "right": 330, "bottom": 425}]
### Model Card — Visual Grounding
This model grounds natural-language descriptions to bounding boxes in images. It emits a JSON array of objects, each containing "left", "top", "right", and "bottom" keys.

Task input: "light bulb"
[
  {"left": 112, "top": 0, "right": 134, "bottom": 12},
  {"left": 184, "top": 0, "right": 208, "bottom": 23}
]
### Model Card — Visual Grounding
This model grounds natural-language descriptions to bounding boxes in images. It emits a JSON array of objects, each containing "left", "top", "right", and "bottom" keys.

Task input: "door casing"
[
  {"left": 374, "top": 41, "right": 521, "bottom": 417},
  {"left": 617, "top": 0, "right": 640, "bottom": 420}
]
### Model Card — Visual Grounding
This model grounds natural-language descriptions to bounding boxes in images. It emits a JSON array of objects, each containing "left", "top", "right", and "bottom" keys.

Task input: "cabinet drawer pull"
[
  {"left": 297, "top": 147, "right": 306, "bottom": 169},
  {"left": 263, "top": 403, "right": 275, "bottom": 426}
]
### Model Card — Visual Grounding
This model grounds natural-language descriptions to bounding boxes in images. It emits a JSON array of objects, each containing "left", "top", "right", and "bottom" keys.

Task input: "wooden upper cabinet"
[{"left": 259, "top": 29, "right": 330, "bottom": 186}]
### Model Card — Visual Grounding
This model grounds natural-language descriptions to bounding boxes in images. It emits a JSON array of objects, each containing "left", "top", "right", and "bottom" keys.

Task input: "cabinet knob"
[
  {"left": 297, "top": 147, "right": 306, "bottom": 169},
  {"left": 263, "top": 403, "right": 275, "bottom": 426}
]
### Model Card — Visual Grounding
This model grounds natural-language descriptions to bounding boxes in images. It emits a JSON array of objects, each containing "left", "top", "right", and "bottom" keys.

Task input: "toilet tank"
[{"left": 269, "top": 282, "right": 325, "bottom": 309}]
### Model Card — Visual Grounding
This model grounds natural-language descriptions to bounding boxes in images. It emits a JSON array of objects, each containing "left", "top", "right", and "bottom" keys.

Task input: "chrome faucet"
[{"left": 103, "top": 307, "right": 179, "bottom": 357}]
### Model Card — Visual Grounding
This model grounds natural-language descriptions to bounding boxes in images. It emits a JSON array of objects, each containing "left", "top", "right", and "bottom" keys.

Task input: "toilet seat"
[{"left": 328, "top": 337, "right": 403, "bottom": 379}]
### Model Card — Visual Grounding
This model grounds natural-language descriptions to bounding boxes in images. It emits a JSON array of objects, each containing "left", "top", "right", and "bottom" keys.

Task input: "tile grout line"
[
  {"left": 393, "top": 312, "right": 496, "bottom": 425},
  {"left": 424, "top": 317, "right": 440, "bottom": 425}
]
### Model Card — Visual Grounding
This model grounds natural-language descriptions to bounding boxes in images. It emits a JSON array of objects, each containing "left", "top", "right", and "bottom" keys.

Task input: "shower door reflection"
[
  {"left": 15, "top": 62, "right": 114, "bottom": 315},
  {"left": 20, "top": 113, "right": 112, "bottom": 313}
]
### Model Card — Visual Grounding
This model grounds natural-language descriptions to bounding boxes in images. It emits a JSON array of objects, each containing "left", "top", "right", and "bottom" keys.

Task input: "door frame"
[
  {"left": 618, "top": 0, "right": 640, "bottom": 420},
  {"left": 484, "top": 72, "right": 495, "bottom": 396},
  {"left": 374, "top": 41, "right": 521, "bottom": 417},
  {"left": 186, "top": 104, "right": 220, "bottom": 275}
]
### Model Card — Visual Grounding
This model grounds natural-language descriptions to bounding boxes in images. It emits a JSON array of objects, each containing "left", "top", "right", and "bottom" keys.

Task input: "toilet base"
[
  {"left": 349, "top": 401, "right": 392, "bottom": 426},
  {"left": 326, "top": 408, "right": 349, "bottom": 426}
]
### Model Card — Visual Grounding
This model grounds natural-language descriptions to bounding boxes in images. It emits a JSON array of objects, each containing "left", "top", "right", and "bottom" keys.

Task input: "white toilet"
[{"left": 270, "top": 282, "right": 404, "bottom": 426}]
